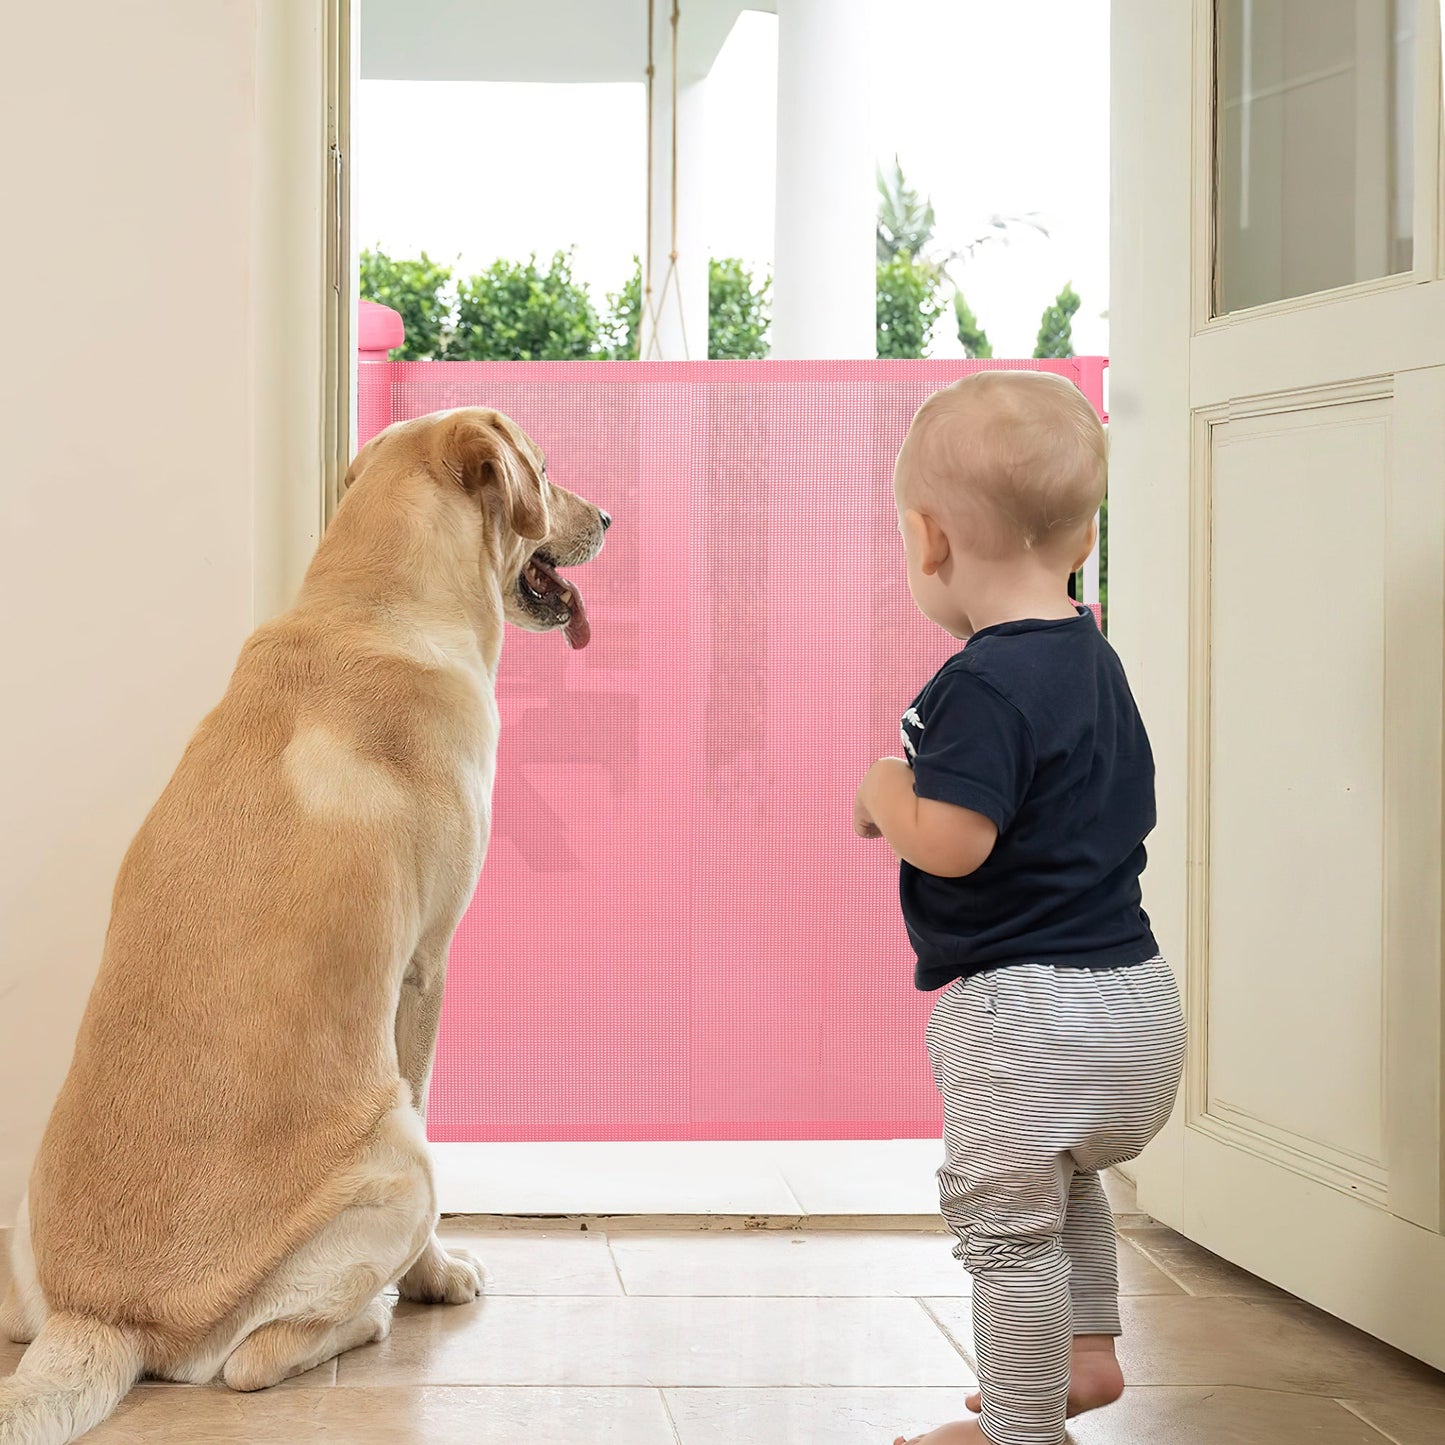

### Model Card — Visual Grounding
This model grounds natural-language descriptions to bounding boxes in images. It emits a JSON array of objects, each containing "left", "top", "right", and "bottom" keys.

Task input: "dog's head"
[{"left": 346, "top": 407, "right": 610, "bottom": 649}]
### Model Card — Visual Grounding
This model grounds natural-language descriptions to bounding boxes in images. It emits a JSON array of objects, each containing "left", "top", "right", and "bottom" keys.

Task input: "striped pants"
[{"left": 926, "top": 958, "right": 1185, "bottom": 1445}]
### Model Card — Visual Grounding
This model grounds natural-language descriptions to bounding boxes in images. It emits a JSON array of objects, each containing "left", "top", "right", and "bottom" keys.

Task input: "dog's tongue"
[
  {"left": 531, "top": 556, "right": 591, "bottom": 650},
  {"left": 563, "top": 588, "right": 590, "bottom": 650}
]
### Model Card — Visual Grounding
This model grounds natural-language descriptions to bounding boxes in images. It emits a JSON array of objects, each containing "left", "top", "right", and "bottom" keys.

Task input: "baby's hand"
[{"left": 853, "top": 782, "right": 883, "bottom": 839}]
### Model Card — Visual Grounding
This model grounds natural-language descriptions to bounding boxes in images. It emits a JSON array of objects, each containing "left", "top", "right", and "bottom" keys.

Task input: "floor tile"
[
  {"left": 1342, "top": 1398, "right": 1445, "bottom": 1445},
  {"left": 1113, "top": 1296, "right": 1445, "bottom": 1407},
  {"left": 607, "top": 1230, "right": 1179, "bottom": 1300},
  {"left": 436, "top": 1227, "right": 622, "bottom": 1295},
  {"left": 1065, "top": 1387, "right": 1393, "bottom": 1444},
  {"left": 666, "top": 1386, "right": 978, "bottom": 1444},
  {"left": 763, "top": 1140, "right": 945, "bottom": 1215},
  {"left": 337, "top": 1294, "right": 974, "bottom": 1388},
  {"left": 84, "top": 1385, "right": 675, "bottom": 1444},
  {"left": 431, "top": 1142, "right": 801, "bottom": 1215},
  {"left": 922, "top": 1292, "right": 1445, "bottom": 1408},
  {"left": 1119, "top": 1223, "right": 1289, "bottom": 1299},
  {"left": 609, "top": 1230, "right": 973, "bottom": 1297},
  {"left": 1116, "top": 1238, "right": 1187, "bottom": 1296}
]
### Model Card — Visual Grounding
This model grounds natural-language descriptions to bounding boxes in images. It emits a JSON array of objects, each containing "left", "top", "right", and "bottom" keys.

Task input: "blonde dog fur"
[{"left": 0, "top": 409, "right": 608, "bottom": 1444}]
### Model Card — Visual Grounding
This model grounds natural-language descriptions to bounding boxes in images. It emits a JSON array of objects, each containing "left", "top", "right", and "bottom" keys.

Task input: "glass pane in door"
[{"left": 1215, "top": 0, "right": 1415, "bottom": 315}]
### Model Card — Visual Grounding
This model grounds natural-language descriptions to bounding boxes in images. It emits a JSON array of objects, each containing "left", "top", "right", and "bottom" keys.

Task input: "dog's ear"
[{"left": 442, "top": 413, "right": 550, "bottom": 542}]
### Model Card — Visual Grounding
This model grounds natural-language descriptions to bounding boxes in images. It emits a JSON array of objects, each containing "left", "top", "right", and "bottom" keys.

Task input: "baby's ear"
[{"left": 906, "top": 508, "right": 953, "bottom": 574}]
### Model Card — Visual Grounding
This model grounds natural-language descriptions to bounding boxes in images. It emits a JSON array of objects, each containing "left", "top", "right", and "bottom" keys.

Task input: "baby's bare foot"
[
  {"left": 1065, "top": 1334, "right": 1126, "bottom": 1413},
  {"left": 962, "top": 1334, "right": 1125, "bottom": 1419},
  {"left": 892, "top": 1418, "right": 996, "bottom": 1445}
]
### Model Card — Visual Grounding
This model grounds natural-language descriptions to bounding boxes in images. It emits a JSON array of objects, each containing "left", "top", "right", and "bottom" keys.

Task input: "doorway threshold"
[{"left": 431, "top": 1139, "right": 947, "bottom": 1220}]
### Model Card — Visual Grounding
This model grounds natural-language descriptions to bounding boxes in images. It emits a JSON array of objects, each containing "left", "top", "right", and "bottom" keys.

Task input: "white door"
[{"left": 1114, "top": 0, "right": 1445, "bottom": 1367}]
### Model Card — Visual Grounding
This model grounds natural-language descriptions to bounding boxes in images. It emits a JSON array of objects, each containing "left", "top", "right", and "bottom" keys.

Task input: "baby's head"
[{"left": 893, "top": 371, "right": 1105, "bottom": 635}]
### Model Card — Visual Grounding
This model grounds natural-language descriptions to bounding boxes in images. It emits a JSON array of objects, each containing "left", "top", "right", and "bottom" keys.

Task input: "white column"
[
  {"left": 772, "top": 0, "right": 876, "bottom": 359},
  {"left": 1083, "top": 520, "right": 1102, "bottom": 606},
  {"left": 640, "top": 67, "right": 709, "bottom": 361}
]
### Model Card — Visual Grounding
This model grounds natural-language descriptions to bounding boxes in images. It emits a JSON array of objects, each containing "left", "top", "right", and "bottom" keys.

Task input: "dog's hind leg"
[
  {"left": 0, "top": 1194, "right": 48, "bottom": 1345},
  {"left": 204, "top": 1092, "right": 440, "bottom": 1393},
  {"left": 223, "top": 1295, "right": 393, "bottom": 1392}
]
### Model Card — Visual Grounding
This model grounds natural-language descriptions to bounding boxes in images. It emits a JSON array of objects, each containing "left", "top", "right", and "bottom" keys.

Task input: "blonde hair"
[{"left": 897, "top": 371, "right": 1106, "bottom": 559}]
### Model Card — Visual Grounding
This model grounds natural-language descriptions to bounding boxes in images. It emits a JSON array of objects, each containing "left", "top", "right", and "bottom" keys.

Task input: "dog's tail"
[{"left": 0, "top": 1314, "right": 142, "bottom": 1445}]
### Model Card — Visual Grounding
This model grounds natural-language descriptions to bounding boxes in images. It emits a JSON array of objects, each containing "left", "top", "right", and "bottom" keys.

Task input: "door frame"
[
  {"left": 323, "top": 0, "right": 359, "bottom": 526},
  {"left": 252, "top": 0, "right": 356, "bottom": 624}
]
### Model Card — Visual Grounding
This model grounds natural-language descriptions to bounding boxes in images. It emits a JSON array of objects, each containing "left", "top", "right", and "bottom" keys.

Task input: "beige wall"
[{"left": 0, "top": 1, "right": 335, "bottom": 1214}]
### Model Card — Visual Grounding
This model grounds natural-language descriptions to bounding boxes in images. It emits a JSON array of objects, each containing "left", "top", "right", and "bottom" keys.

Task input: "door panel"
[
  {"left": 1205, "top": 398, "right": 1390, "bottom": 1186},
  {"left": 1115, "top": 0, "right": 1445, "bottom": 1366}
]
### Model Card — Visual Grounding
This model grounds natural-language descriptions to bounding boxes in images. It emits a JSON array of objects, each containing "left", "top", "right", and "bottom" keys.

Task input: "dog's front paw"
[
  {"left": 398, "top": 1241, "right": 484, "bottom": 1305},
  {"left": 361, "top": 1294, "right": 395, "bottom": 1343}
]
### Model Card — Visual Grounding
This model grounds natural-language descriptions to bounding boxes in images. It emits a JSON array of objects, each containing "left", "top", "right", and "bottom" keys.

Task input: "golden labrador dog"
[{"left": 0, "top": 408, "right": 608, "bottom": 1445}]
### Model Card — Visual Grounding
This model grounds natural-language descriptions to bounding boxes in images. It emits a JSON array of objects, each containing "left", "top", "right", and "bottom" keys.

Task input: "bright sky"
[{"left": 356, "top": 1, "right": 1110, "bottom": 358}]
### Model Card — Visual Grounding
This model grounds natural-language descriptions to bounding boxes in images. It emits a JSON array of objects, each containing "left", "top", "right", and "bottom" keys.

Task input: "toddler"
[{"left": 854, "top": 372, "right": 1186, "bottom": 1445}]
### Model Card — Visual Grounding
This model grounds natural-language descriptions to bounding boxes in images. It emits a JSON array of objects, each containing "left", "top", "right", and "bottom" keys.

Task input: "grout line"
[
  {"left": 915, "top": 1297, "right": 977, "bottom": 1374},
  {"left": 1141, "top": 1383, "right": 1429, "bottom": 1407},
  {"left": 657, "top": 1386, "right": 685, "bottom": 1444},
  {"left": 776, "top": 1179, "right": 809, "bottom": 1215},
  {"left": 604, "top": 1234, "right": 629, "bottom": 1297},
  {"left": 1118, "top": 1234, "right": 1202, "bottom": 1299},
  {"left": 1336, "top": 1400, "right": 1407, "bottom": 1443},
  {"left": 765, "top": 1150, "right": 809, "bottom": 1216},
  {"left": 320, "top": 1382, "right": 1408, "bottom": 1396},
  {"left": 474, "top": 1290, "right": 976, "bottom": 1300}
]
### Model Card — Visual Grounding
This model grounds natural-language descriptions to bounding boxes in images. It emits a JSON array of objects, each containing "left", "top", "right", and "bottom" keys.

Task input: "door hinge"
[{"left": 329, "top": 140, "right": 344, "bottom": 295}]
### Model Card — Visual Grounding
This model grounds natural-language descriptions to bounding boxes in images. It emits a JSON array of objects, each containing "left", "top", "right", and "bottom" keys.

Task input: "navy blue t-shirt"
[{"left": 900, "top": 608, "right": 1158, "bottom": 991}]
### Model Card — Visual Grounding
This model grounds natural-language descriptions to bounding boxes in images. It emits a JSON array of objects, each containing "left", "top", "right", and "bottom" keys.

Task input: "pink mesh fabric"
[{"left": 355, "top": 359, "right": 1108, "bottom": 1141}]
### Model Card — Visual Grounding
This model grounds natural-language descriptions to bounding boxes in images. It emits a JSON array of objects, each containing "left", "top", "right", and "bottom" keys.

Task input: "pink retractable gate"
[{"left": 356, "top": 357, "right": 1107, "bottom": 1141}]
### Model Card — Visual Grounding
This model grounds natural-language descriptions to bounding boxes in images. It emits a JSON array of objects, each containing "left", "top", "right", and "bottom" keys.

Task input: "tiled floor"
[{"left": 4, "top": 1185, "right": 1445, "bottom": 1443}]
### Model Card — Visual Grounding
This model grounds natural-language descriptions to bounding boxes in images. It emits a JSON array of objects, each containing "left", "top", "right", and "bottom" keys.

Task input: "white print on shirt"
[{"left": 900, "top": 706, "right": 923, "bottom": 764}]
